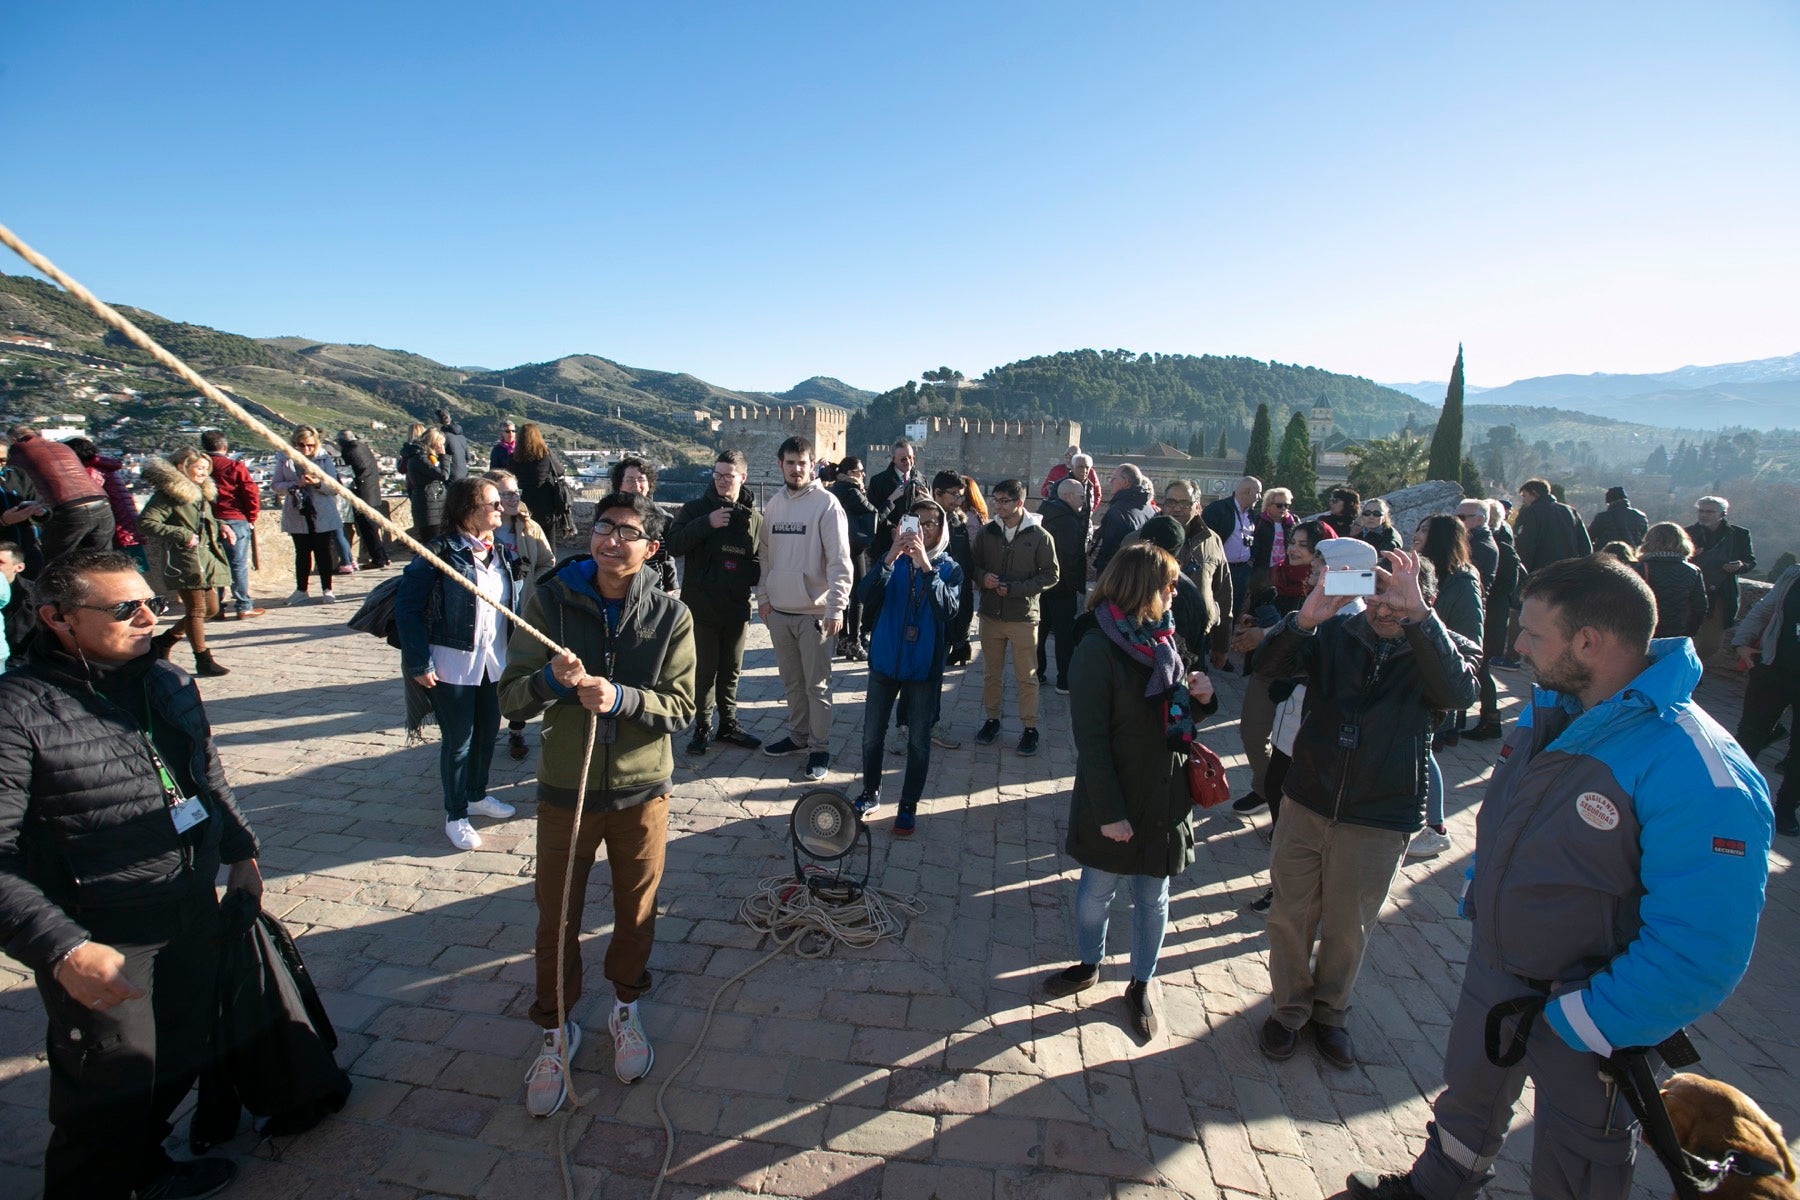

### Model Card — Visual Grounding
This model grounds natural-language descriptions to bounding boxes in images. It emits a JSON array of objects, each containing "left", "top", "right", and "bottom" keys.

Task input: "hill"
[{"left": 776, "top": 376, "right": 875, "bottom": 409}]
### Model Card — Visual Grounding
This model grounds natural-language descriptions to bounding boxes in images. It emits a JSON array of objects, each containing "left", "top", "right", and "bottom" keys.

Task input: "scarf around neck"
[{"left": 1100, "top": 602, "right": 1184, "bottom": 697}]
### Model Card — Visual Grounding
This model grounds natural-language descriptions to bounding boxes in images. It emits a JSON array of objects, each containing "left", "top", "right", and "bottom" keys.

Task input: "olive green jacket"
[{"left": 137, "top": 458, "right": 231, "bottom": 593}]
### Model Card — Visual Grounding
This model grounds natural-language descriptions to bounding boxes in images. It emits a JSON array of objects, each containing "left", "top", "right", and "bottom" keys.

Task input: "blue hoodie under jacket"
[{"left": 1466, "top": 637, "right": 1771, "bottom": 1057}]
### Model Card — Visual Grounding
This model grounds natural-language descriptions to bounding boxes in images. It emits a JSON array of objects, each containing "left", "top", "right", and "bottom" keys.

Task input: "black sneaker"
[
  {"left": 1042, "top": 963, "right": 1099, "bottom": 998},
  {"left": 975, "top": 718, "right": 1001, "bottom": 745},
  {"left": 802, "top": 751, "right": 830, "bottom": 781},
  {"left": 137, "top": 1158, "right": 238, "bottom": 1200},
  {"left": 1464, "top": 719, "right": 1504, "bottom": 741},
  {"left": 1777, "top": 811, "right": 1800, "bottom": 838},
  {"left": 1345, "top": 1170, "right": 1424, "bottom": 1199},
  {"left": 716, "top": 723, "right": 763, "bottom": 750},
  {"left": 1248, "top": 889, "right": 1273, "bottom": 916},
  {"left": 1124, "top": 979, "right": 1158, "bottom": 1040},
  {"left": 1054, "top": 682, "right": 1070, "bottom": 696},
  {"left": 762, "top": 737, "right": 805, "bottom": 757},
  {"left": 1232, "top": 792, "right": 1267, "bottom": 813},
  {"left": 685, "top": 731, "right": 708, "bottom": 756},
  {"left": 854, "top": 789, "right": 881, "bottom": 815},
  {"left": 1017, "top": 728, "right": 1040, "bottom": 756}
]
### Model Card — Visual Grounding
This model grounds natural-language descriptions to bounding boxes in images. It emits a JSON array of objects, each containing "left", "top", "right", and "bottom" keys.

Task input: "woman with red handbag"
[{"left": 1042, "top": 542, "right": 1217, "bottom": 1042}]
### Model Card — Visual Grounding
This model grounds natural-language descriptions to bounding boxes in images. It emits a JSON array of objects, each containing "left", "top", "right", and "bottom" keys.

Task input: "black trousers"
[
  {"left": 693, "top": 615, "right": 750, "bottom": 728},
  {"left": 1036, "top": 589, "right": 1080, "bottom": 685},
  {"left": 842, "top": 548, "right": 870, "bottom": 643},
  {"left": 352, "top": 504, "right": 389, "bottom": 567},
  {"left": 41, "top": 499, "right": 115, "bottom": 564},
  {"left": 290, "top": 530, "right": 336, "bottom": 592},
  {"left": 1738, "top": 663, "right": 1798, "bottom": 816},
  {"left": 38, "top": 893, "right": 220, "bottom": 1199}
]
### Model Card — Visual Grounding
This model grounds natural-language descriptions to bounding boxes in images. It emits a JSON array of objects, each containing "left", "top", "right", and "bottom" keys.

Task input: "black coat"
[
  {"left": 829, "top": 480, "right": 878, "bottom": 550},
  {"left": 1038, "top": 497, "right": 1090, "bottom": 597},
  {"left": 1588, "top": 502, "right": 1649, "bottom": 549},
  {"left": 1256, "top": 610, "right": 1481, "bottom": 834},
  {"left": 666, "top": 488, "right": 762, "bottom": 623},
  {"left": 1686, "top": 521, "right": 1756, "bottom": 624},
  {"left": 512, "top": 453, "right": 568, "bottom": 526},
  {"left": 1514, "top": 494, "right": 1592, "bottom": 573},
  {"left": 336, "top": 438, "right": 383, "bottom": 505},
  {"left": 405, "top": 454, "right": 450, "bottom": 534},
  {"left": 0, "top": 643, "right": 259, "bottom": 972},
  {"left": 1641, "top": 555, "right": 1709, "bottom": 639},
  {"left": 439, "top": 422, "right": 471, "bottom": 482},
  {"left": 1466, "top": 526, "right": 1499, "bottom": 595},
  {"left": 1094, "top": 485, "right": 1154, "bottom": 575}
]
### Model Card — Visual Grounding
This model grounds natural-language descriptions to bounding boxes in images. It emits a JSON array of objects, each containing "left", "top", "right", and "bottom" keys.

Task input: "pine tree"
[
  {"left": 1215, "top": 429, "right": 1229, "bottom": 458},
  {"left": 1459, "top": 455, "right": 1485, "bottom": 499},
  {"left": 1273, "top": 411, "right": 1317, "bottom": 505},
  {"left": 1244, "top": 403, "right": 1274, "bottom": 480},
  {"left": 1426, "top": 344, "right": 1466, "bottom": 482}
]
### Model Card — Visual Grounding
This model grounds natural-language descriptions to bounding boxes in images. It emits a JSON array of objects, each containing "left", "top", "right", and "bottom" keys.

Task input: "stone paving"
[{"left": 0, "top": 568, "right": 1794, "bottom": 1199}]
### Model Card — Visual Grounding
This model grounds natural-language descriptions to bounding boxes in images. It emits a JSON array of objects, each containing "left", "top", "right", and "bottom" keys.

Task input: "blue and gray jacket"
[
  {"left": 1467, "top": 637, "right": 1771, "bottom": 1056},
  {"left": 857, "top": 501, "right": 962, "bottom": 683}
]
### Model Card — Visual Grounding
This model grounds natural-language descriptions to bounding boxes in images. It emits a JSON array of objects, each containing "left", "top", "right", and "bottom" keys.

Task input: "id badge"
[{"left": 169, "top": 796, "right": 209, "bottom": 835}]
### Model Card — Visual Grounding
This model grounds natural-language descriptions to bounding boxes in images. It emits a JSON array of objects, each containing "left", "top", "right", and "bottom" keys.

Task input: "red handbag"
[{"left": 1186, "top": 740, "right": 1231, "bottom": 808}]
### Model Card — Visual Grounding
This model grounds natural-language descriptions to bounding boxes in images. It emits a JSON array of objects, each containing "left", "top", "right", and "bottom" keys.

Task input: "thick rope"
[{"left": 0, "top": 221, "right": 567, "bottom": 658}]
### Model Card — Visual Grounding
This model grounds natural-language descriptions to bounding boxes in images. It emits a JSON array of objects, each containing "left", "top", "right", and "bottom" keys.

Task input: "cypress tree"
[
  {"left": 1244, "top": 403, "right": 1274, "bottom": 480},
  {"left": 1273, "top": 411, "right": 1317, "bottom": 505},
  {"left": 1427, "top": 344, "right": 1466, "bottom": 482},
  {"left": 1215, "top": 429, "right": 1229, "bottom": 458}
]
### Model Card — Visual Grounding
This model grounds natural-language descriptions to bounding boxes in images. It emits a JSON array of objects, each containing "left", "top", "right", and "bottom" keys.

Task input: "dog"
[{"left": 1660, "top": 1072, "right": 1799, "bottom": 1199}]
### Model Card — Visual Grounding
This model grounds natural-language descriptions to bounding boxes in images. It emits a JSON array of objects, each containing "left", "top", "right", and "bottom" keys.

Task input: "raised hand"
[
  {"left": 1296, "top": 573, "right": 1354, "bottom": 631},
  {"left": 1373, "top": 549, "right": 1431, "bottom": 622}
]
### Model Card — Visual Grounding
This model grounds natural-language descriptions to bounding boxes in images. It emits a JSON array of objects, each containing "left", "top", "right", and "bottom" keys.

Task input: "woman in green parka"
[
  {"left": 1043, "top": 541, "right": 1218, "bottom": 1041},
  {"left": 138, "top": 446, "right": 234, "bottom": 676}
]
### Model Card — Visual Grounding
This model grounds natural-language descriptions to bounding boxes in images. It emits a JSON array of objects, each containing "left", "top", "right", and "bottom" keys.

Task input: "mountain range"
[{"left": 1386, "top": 353, "right": 1800, "bottom": 431}]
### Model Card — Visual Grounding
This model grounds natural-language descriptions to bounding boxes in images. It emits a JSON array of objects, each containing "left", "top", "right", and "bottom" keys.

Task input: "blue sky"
[{"left": 5, "top": 3, "right": 1797, "bottom": 394}]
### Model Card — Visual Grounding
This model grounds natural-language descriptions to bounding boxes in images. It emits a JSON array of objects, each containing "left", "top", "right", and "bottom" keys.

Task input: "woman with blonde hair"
[
  {"left": 139, "top": 446, "right": 234, "bottom": 675},
  {"left": 1639, "top": 521, "right": 1708, "bottom": 638},
  {"left": 406, "top": 428, "right": 450, "bottom": 541},
  {"left": 1356, "top": 498, "right": 1404, "bottom": 554},
  {"left": 271, "top": 425, "right": 345, "bottom": 604},
  {"left": 486, "top": 468, "right": 555, "bottom": 759},
  {"left": 1043, "top": 542, "right": 1217, "bottom": 1041}
]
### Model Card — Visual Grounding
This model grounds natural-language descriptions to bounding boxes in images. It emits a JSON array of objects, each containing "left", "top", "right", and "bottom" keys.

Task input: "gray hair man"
[{"left": 1201, "top": 475, "right": 1263, "bottom": 617}]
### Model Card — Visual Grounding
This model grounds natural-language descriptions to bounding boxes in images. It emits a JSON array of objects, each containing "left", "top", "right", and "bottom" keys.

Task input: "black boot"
[{"left": 193, "top": 650, "right": 230, "bottom": 677}]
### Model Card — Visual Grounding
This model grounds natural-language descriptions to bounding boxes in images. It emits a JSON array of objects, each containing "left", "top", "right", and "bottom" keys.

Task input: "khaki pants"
[
  {"left": 531, "top": 796, "right": 668, "bottom": 1027},
  {"left": 979, "top": 615, "right": 1040, "bottom": 726},
  {"left": 1239, "top": 674, "right": 1277, "bottom": 799},
  {"left": 767, "top": 609, "right": 834, "bottom": 752},
  {"left": 1266, "top": 799, "right": 1409, "bottom": 1030}
]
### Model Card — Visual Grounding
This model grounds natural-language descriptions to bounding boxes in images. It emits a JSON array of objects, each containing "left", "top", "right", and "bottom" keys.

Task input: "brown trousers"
[{"left": 530, "top": 795, "right": 668, "bottom": 1028}]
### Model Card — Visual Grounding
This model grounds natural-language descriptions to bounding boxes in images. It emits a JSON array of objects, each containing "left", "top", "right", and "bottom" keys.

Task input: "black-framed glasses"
[
  {"left": 73, "top": 596, "right": 171, "bottom": 621},
  {"left": 594, "top": 520, "right": 649, "bottom": 543}
]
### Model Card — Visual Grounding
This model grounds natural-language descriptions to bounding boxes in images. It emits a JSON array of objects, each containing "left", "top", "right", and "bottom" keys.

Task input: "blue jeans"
[
  {"left": 332, "top": 524, "right": 354, "bottom": 570},
  {"left": 427, "top": 677, "right": 501, "bottom": 821},
  {"left": 1074, "top": 867, "right": 1170, "bottom": 982},
  {"left": 1426, "top": 750, "right": 1445, "bottom": 828},
  {"left": 861, "top": 669, "right": 937, "bottom": 812},
  {"left": 221, "top": 518, "right": 253, "bottom": 612}
]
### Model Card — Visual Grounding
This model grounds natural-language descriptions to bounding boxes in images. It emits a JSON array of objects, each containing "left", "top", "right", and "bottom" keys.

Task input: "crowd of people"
[{"left": 0, "top": 418, "right": 1789, "bottom": 1199}]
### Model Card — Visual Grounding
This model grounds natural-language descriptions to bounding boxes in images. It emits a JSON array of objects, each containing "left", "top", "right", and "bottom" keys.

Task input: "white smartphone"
[{"left": 899, "top": 515, "right": 921, "bottom": 536}]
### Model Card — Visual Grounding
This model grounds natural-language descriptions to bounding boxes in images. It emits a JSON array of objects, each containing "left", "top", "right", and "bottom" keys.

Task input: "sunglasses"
[
  {"left": 1269, "top": 502, "right": 1291, "bottom": 510},
  {"left": 482, "top": 501, "right": 505, "bottom": 510},
  {"left": 496, "top": 490, "right": 521, "bottom": 500},
  {"left": 594, "top": 520, "right": 649, "bottom": 543},
  {"left": 73, "top": 596, "right": 171, "bottom": 621}
]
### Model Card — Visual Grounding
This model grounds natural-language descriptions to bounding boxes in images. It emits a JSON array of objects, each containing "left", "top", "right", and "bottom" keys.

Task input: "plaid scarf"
[{"left": 1099, "top": 602, "right": 1184, "bottom": 697}]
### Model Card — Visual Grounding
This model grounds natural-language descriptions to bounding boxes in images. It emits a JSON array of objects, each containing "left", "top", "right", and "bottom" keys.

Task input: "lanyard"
[{"left": 140, "top": 697, "right": 183, "bottom": 804}]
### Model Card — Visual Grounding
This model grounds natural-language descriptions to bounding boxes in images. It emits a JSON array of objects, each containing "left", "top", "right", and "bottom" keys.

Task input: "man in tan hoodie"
[{"left": 757, "top": 436, "right": 854, "bottom": 781}]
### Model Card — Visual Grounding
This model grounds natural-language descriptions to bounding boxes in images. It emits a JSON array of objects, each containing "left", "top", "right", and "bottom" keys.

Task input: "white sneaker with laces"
[
  {"left": 321, "top": 591, "right": 340, "bottom": 604},
  {"left": 468, "top": 795, "right": 516, "bottom": 820},
  {"left": 609, "top": 1002, "right": 654, "bottom": 1083},
  {"left": 524, "top": 1022, "right": 582, "bottom": 1117},
  {"left": 286, "top": 590, "right": 310, "bottom": 606},
  {"left": 1407, "top": 827, "right": 1453, "bottom": 859},
  {"left": 445, "top": 818, "right": 482, "bottom": 850}
]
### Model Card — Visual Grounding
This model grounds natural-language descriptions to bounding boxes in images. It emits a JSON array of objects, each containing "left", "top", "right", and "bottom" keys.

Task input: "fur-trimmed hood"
[{"left": 140, "top": 456, "right": 219, "bottom": 507}]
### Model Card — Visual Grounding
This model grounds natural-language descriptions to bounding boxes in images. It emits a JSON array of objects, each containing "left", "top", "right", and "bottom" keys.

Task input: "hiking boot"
[
  {"left": 1042, "top": 963, "right": 1100, "bottom": 998},
  {"left": 1017, "top": 728, "right": 1040, "bottom": 756},
  {"left": 1259, "top": 1016, "right": 1299, "bottom": 1060},
  {"left": 762, "top": 737, "right": 805, "bottom": 757},
  {"left": 975, "top": 718, "right": 1001, "bottom": 745},
  {"left": 609, "top": 1003, "right": 654, "bottom": 1083},
  {"left": 1406, "top": 827, "right": 1452, "bottom": 859},
  {"left": 715, "top": 723, "right": 762, "bottom": 750},
  {"left": 802, "top": 751, "right": 830, "bottom": 781},
  {"left": 1346, "top": 1170, "right": 1424, "bottom": 1199},
  {"left": 524, "top": 1022, "right": 582, "bottom": 1117},
  {"left": 1124, "top": 979, "right": 1158, "bottom": 1040},
  {"left": 136, "top": 1157, "right": 237, "bottom": 1200}
]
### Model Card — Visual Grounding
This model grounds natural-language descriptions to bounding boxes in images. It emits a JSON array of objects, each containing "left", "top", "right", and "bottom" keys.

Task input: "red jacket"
[
  {"left": 1038, "top": 463, "right": 1101, "bottom": 511},
  {"left": 9, "top": 434, "right": 103, "bottom": 507},
  {"left": 209, "top": 453, "right": 260, "bottom": 523},
  {"left": 87, "top": 457, "right": 142, "bottom": 547}
]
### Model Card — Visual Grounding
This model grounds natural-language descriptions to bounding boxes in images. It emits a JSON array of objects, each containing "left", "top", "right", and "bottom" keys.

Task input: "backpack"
[{"left": 191, "top": 892, "right": 352, "bottom": 1151}]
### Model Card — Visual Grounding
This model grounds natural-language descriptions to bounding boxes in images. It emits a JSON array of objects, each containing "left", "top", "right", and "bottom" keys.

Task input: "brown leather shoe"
[
  {"left": 231, "top": 608, "right": 267, "bottom": 620},
  {"left": 1259, "top": 1016, "right": 1299, "bottom": 1060},
  {"left": 1314, "top": 1022, "right": 1356, "bottom": 1069}
]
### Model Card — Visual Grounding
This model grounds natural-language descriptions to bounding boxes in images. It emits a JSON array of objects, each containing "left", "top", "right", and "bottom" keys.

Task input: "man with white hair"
[
  {"left": 1203, "top": 476, "right": 1262, "bottom": 619},
  {"left": 1686, "top": 495, "right": 1755, "bottom": 656},
  {"left": 1040, "top": 446, "right": 1101, "bottom": 513},
  {"left": 1457, "top": 499, "right": 1517, "bottom": 740}
]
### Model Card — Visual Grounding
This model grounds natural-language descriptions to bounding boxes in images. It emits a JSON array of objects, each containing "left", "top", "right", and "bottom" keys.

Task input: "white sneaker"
[
  {"left": 286, "top": 590, "right": 310, "bottom": 606},
  {"left": 1407, "top": 827, "right": 1453, "bottom": 859},
  {"left": 445, "top": 818, "right": 482, "bottom": 850},
  {"left": 609, "top": 1002, "right": 654, "bottom": 1083},
  {"left": 468, "top": 795, "right": 516, "bottom": 820},
  {"left": 524, "top": 1022, "right": 582, "bottom": 1117},
  {"left": 321, "top": 591, "right": 340, "bottom": 604}
]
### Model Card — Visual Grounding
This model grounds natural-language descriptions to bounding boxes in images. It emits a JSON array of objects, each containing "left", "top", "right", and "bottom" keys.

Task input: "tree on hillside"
[
  {"left": 1426, "top": 344, "right": 1466, "bottom": 482},
  {"left": 1188, "top": 428, "right": 1206, "bottom": 456},
  {"left": 1215, "top": 429, "right": 1229, "bottom": 458},
  {"left": 1459, "top": 456, "right": 1486, "bottom": 499},
  {"left": 1273, "top": 411, "right": 1317, "bottom": 504},
  {"left": 1347, "top": 433, "right": 1430, "bottom": 497},
  {"left": 1479, "top": 424, "right": 1524, "bottom": 489},
  {"left": 1645, "top": 444, "right": 1669, "bottom": 474},
  {"left": 921, "top": 367, "right": 965, "bottom": 385},
  {"left": 1244, "top": 404, "right": 1274, "bottom": 480}
]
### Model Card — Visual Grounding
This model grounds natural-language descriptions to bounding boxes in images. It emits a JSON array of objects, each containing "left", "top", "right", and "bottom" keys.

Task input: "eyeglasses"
[
  {"left": 482, "top": 500, "right": 505, "bottom": 510},
  {"left": 72, "top": 596, "right": 171, "bottom": 621},
  {"left": 712, "top": 470, "right": 744, "bottom": 481},
  {"left": 1269, "top": 502, "right": 1291, "bottom": 510},
  {"left": 497, "top": 490, "right": 521, "bottom": 500},
  {"left": 594, "top": 520, "right": 649, "bottom": 543}
]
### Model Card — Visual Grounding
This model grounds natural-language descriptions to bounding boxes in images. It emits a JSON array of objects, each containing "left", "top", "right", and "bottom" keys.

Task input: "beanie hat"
[
  {"left": 1137, "top": 515, "right": 1186, "bottom": 555},
  {"left": 1605, "top": 486, "right": 1628, "bottom": 504}
]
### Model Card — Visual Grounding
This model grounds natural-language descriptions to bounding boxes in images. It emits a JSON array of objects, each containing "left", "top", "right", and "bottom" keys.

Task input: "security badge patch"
[{"left": 1574, "top": 791, "right": 1620, "bottom": 831}]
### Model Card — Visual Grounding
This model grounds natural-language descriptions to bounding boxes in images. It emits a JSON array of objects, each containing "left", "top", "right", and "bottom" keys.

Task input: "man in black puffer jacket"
[
  {"left": 1252, "top": 549, "right": 1480, "bottom": 1071},
  {"left": 0, "top": 550, "right": 261, "bottom": 1200}
]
